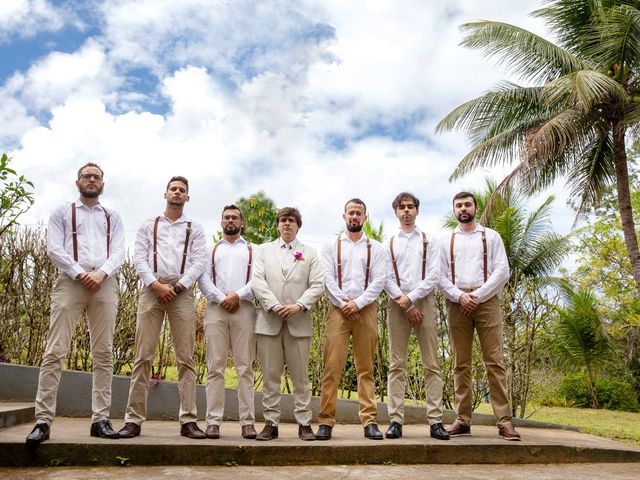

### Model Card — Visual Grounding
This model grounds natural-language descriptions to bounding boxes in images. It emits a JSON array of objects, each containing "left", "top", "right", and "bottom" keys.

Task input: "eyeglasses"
[{"left": 79, "top": 173, "right": 103, "bottom": 181}]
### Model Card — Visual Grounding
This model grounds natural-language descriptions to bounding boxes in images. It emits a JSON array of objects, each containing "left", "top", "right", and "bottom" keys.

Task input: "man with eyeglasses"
[
  {"left": 118, "top": 176, "right": 208, "bottom": 439},
  {"left": 197, "top": 205, "right": 258, "bottom": 439},
  {"left": 26, "top": 163, "right": 125, "bottom": 447}
]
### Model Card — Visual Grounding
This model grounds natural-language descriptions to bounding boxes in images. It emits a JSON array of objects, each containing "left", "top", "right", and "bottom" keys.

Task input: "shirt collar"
[
  {"left": 454, "top": 223, "right": 485, "bottom": 234},
  {"left": 397, "top": 226, "right": 421, "bottom": 239},
  {"left": 220, "top": 236, "right": 247, "bottom": 246},
  {"left": 341, "top": 233, "right": 369, "bottom": 244},
  {"left": 278, "top": 237, "right": 299, "bottom": 250},
  {"left": 74, "top": 199, "right": 102, "bottom": 210}
]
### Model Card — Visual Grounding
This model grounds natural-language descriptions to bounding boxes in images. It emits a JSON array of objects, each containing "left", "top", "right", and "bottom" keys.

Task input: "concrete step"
[
  {"left": 1, "top": 419, "right": 638, "bottom": 467},
  {"left": 0, "top": 403, "right": 35, "bottom": 429}
]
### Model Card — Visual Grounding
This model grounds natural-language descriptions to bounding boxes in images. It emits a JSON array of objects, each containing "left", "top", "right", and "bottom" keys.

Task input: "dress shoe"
[
  {"left": 316, "top": 424, "right": 332, "bottom": 441},
  {"left": 256, "top": 421, "right": 278, "bottom": 441},
  {"left": 26, "top": 423, "right": 49, "bottom": 447},
  {"left": 447, "top": 421, "right": 471, "bottom": 436},
  {"left": 364, "top": 423, "right": 383, "bottom": 440},
  {"left": 385, "top": 421, "right": 402, "bottom": 439},
  {"left": 117, "top": 422, "right": 141, "bottom": 438},
  {"left": 298, "top": 424, "right": 316, "bottom": 441},
  {"left": 498, "top": 422, "right": 521, "bottom": 441},
  {"left": 430, "top": 422, "right": 450, "bottom": 440},
  {"left": 90, "top": 420, "right": 120, "bottom": 439},
  {"left": 181, "top": 422, "right": 206, "bottom": 439},
  {"left": 241, "top": 424, "right": 257, "bottom": 439},
  {"left": 205, "top": 424, "right": 220, "bottom": 439}
]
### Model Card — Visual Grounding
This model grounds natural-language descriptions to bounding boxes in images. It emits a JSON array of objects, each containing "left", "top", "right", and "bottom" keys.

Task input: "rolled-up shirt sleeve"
[
  {"left": 46, "top": 205, "right": 84, "bottom": 280},
  {"left": 320, "top": 240, "right": 345, "bottom": 308}
]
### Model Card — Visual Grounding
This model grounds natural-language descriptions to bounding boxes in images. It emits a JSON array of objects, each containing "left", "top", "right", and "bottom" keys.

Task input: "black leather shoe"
[
  {"left": 364, "top": 423, "right": 383, "bottom": 440},
  {"left": 430, "top": 422, "right": 450, "bottom": 440},
  {"left": 26, "top": 423, "right": 49, "bottom": 447},
  {"left": 117, "top": 422, "right": 141, "bottom": 438},
  {"left": 385, "top": 421, "right": 402, "bottom": 439},
  {"left": 316, "top": 424, "right": 332, "bottom": 441},
  {"left": 180, "top": 422, "right": 206, "bottom": 439},
  {"left": 256, "top": 421, "right": 278, "bottom": 441},
  {"left": 298, "top": 424, "right": 316, "bottom": 441},
  {"left": 90, "top": 420, "right": 120, "bottom": 439}
]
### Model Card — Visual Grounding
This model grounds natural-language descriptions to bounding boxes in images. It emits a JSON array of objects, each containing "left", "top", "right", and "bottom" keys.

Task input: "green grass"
[{"left": 473, "top": 402, "right": 640, "bottom": 446}]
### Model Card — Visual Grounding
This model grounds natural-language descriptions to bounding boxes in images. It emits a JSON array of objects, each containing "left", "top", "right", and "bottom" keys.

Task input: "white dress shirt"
[
  {"left": 384, "top": 227, "right": 440, "bottom": 303},
  {"left": 197, "top": 236, "right": 254, "bottom": 303},
  {"left": 134, "top": 214, "right": 207, "bottom": 288},
  {"left": 320, "top": 233, "right": 385, "bottom": 310},
  {"left": 47, "top": 200, "right": 125, "bottom": 279},
  {"left": 438, "top": 224, "right": 510, "bottom": 304}
]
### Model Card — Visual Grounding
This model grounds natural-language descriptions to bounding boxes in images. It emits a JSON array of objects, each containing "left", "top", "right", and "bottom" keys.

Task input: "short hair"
[
  {"left": 221, "top": 204, "right": 243, "bottom": 221},
  {"left": 344, "top": 198, "right": 367, "bottom": 213},
  {"left": 77, "top": 162, "right": 104, "bottom": 179},
  {"left": 166, "top": 175, "right": 189, "bottom": 192},
  {"left": 391, "top": 192, "right": 420, "bottom": 211},
  {"left": 452, "top": 191, "right": 477, "bottom": 207},
  {"left": 276, "top": 207, "right": 302, "bottom": 227}
]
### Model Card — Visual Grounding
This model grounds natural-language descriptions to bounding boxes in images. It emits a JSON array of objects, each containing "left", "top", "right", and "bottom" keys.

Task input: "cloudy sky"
[{"left": 1, "top": 0, "right": 574, "bottom": 248}]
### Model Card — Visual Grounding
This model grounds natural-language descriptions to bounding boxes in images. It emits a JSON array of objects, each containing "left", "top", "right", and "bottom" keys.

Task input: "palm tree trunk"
[{"left": 612, "top": 122, "right": 640, "bottom": 295}]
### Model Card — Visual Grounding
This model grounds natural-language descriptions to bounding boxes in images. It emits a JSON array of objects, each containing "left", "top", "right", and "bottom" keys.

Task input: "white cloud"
[{"left": 0, "top": 0, "right": 70, "bottom": 42}]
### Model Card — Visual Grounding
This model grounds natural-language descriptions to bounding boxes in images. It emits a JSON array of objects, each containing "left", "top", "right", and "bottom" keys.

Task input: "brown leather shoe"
[
  {"left": 241, "top": 424, "right": 257, "bottom": 439},
  {"left": 498, "top": 422, "right": 521, "bottom": 441},
  {"left": 298, "top": 424, "right": 316, "bottom": 441},
  {"left": 256, "top": 421, "right": 278, "bottom": 441},
  {"left": 205, "top": 424, "right": 220, "bottom": 439},
  {"left": 117, "top": 422, "right": 141, "bottom": 438},
  {"left": 180, "top": 422, "right": 206, "bottom": 439},
  {"left": 447, "top": 421, "right": 471, "bottom": 436}
]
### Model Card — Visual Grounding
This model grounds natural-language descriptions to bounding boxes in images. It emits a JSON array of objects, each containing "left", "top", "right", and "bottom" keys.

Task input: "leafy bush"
[{"left": 558, "top": 373, "right": 640, "bottom": 412}]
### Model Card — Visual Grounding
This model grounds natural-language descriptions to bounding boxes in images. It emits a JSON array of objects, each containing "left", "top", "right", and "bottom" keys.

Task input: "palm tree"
[
  {"left": 553, "top": 286, "right": 611, "bottom": 408},
  {"left": 436, "top": 0, "right": 640, "bottom": 295}
]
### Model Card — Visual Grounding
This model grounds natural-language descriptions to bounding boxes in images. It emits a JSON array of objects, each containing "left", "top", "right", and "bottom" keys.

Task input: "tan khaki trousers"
[
  {"left": 125, "top": 284, "right": 197, "bottom": 425},
  {"left": 318, "top": 303, "right": 378, "bottom": 427},
  {"left": 257, "top": 325, "right": 312, "bottom": 426},
  {"left": 204, "top": 301, "right": 256, "bottom": 426},
  {"left": 387, "top": 294, "right": 444, "bottom": 425},
  {"left": 35, "top": 273, "right": 118, "bottom": 425},
  {"left": 447, "top": 294, "right": 512, "bottom": 426}
]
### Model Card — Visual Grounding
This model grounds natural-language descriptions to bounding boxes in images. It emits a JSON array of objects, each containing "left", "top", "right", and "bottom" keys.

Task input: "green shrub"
[{"left": 558, "top": 373, "right": 640, "bottom": 412}]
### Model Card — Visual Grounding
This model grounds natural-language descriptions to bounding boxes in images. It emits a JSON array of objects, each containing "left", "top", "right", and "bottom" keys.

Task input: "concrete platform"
[{"left": 1, "top": 418, "right": 638, "bottom": 467}]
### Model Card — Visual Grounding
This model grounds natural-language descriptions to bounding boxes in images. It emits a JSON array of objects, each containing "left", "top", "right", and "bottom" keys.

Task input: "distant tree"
[
  {"left": 235, "top": 191, "right": 278, "bottom": 245},
  {"left": 0, "top": 153, "right": 34, "bottom": 238}
]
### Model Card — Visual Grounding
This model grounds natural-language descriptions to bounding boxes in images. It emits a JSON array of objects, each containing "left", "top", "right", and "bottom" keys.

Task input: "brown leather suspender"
[
  {"left": 71, "top": 202, "right": 111, "bottom": 262},
  {"left": 337, "top": 236, "right": 372, "bottom": 290},
  {"left": 450, "top": 230, "right": 487, "bottom": 285},
  {"left": 390, "top": 232, "right": 428, "bottom": 288},
  {"left": 211, "top": 241, "right": 253, "bottom": 285},
  {"left": 153, "top": 217, "right": 192, "bottom": 275}
]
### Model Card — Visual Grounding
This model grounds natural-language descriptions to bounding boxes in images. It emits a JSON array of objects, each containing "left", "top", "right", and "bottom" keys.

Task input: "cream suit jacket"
[{"left": 252, "top": 240, "right": 325, "bottom": 338}]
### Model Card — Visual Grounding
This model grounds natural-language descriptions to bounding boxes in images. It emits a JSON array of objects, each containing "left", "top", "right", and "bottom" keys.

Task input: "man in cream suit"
[{"left": 251, "top": 207, "right": 324, "bottom": 441}]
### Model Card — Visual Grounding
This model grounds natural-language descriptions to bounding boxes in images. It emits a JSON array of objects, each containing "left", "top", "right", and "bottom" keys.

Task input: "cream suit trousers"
[
  {"left": 447, "top": 294, "right": 512, "bottom": 426},
  {"left": 35, "top": 273, "right": 118, "bottom": 425},
  {"left": 204, "top": 301, "right": 256, "bottom": 426},
  {"left": 386, "top": 294, "right": 444, "bottom": 425},
  {"left": 125, "top": 283, "right": 197, "bottom": 425},
  {"left": 257, "top": 324, "right": 312, "bottom": 426}
]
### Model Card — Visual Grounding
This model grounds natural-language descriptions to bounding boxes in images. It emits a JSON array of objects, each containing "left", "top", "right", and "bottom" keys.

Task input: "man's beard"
[
  {"left": 167, "top": 198, "right": 185, "bottom": 207},
  {"left": 346, "top": 223, "right": 363, "bottom": 233},
  {"left": 456, "top": 212, "right": 475, "bottom": 224},
  {"left": 78, "top": 184, "right": 103, "bottom": 198},
  {"left": 224, "top": 225, "right": 241, "bottom": 235}
]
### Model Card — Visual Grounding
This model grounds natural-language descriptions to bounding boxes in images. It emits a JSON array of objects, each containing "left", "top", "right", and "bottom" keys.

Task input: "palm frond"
[
  {"left": 532, "top": 0, "right": 600, "bottom": 55},
  {"left": 459, "top": 21, "right": 590, "bottom": 83},
  {"left": 588, "top": 4, "right": 640, "bottom": 75},
  {"left": 541, "top": 70, "right": 628, "bottom": 110}
]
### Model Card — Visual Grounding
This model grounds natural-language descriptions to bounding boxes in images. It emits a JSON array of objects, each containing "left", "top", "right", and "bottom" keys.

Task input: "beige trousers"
[
  {"left": 257, "top": 325, "right": 312, "bottom": 426},
  {"left": 447, "top": 294, "right": 512, "bottom": 426},
  {"left": 204, "top": 301, "right": 256, "bottom": 426},
  {"left": 387, "top": 294, "right": 444, "bottom": 425},
  {"left": 124, "top": 283, "right": 197, "bottom": 425},
  {"left": 318, "top": 303, "right": 378, "bottom": 427},
  {"left": 35, "top": 273, "right": 118, "bottom": 425}
]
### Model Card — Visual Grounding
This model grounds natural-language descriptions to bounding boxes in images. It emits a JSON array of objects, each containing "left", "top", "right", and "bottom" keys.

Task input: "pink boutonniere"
[{"left": 294, "top": 251, "right": 304, "bottom": 261}]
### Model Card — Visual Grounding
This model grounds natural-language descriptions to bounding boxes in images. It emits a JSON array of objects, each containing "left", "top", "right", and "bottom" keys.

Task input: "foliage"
[
  {"left": 552, "top": 286, "right": 612, "bottom": 408},
  {"left": 0, "top": 153, "right": 34, "bottom": 238},
  {"left": 234, "top": 191, "right": 278, "bottom": 245},
  {"left": 436, "top": 0, "right": 640, "bottom": 294},
  {"left": 558, "top": 373, "right": 640, "bottom": 412}
]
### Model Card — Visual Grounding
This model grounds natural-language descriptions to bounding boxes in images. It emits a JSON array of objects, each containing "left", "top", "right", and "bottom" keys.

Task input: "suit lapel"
[{"left": 287, "top": 244, "right": 305, "bottom": 279}]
